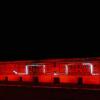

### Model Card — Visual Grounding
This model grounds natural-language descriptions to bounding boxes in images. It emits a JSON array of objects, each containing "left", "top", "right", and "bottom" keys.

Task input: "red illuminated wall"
[{"left": 0, "top": 57, "right": 100, "bottom": 85}]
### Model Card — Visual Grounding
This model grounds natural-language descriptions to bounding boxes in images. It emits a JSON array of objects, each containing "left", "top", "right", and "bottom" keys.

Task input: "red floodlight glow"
[
  {"left": 0, "top": 57, "right": 100, "bottom": 86},
  {"left": 12, "top": 63, "right": 100, "bottom": 76}
]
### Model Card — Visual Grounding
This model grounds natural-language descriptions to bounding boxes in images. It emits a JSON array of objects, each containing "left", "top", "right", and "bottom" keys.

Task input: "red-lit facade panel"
[{"left": 0, "top": 58, "right": 100, "bottom": 85}]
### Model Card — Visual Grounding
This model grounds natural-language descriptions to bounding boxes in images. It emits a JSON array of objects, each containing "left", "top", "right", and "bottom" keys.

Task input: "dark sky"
[
  {"left": 0, "top": 8, "right": 99, "bottom": 61},
  {"left": 0, "top": 33, "right": 100, "bottom": 61}
]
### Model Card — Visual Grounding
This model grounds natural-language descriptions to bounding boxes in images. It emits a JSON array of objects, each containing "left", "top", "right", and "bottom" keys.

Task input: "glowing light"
[
  {"left": 13, "top": 70, "right": 26, "bottom": 75},
  {"left": 65, "top": 65, "right": 68, "bottom": 75},
  {"left": 0, "top": 58, "right": 100, "bottom": 85},
  {"left": 54, "top": 71, "right": 59, "bottom": 76},
  {"left": 13, "top": 64, "right": 46, "bottom": 75},
  {"left": 43, "top": 65, "right": 46, "bottom": 74},
  {"left": 13, "top": 63, "right": 100, "bottom": 75},
  {"left": 13, "top": 70, "right": 18, "bottom": 74},
  {"left": 83, "top": 63, "right": 100, "bottom": 75}
]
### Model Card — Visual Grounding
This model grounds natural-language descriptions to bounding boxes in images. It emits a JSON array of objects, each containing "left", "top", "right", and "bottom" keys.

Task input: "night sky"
[
  {"left": 0, "top": 33, "right": 99, "bottom": 61},
  {"left": 0, "top": 7, "right": 99, "bottom": 61}
]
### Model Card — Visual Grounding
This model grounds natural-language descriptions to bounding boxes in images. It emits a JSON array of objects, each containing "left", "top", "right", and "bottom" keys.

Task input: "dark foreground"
[{"left": 0, "top": 86, "right": 100, "bottom": 100}]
